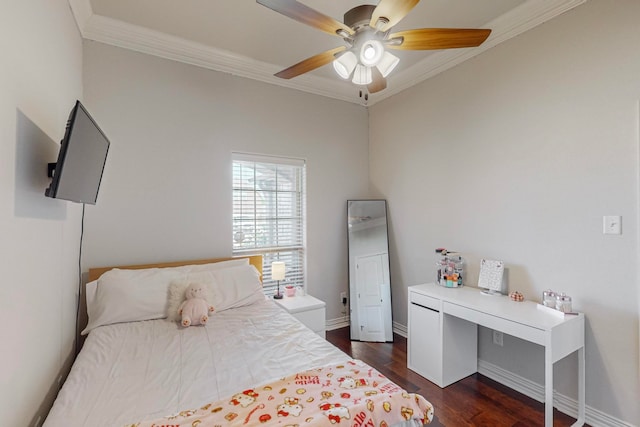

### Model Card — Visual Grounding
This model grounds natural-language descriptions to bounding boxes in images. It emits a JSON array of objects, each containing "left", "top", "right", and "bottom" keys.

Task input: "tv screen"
[{"left": 45, "top": 100, "right": 110, "bottom": 204}]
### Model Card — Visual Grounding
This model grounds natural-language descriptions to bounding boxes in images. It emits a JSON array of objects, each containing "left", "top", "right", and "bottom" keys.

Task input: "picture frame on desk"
[{"left": 478, "top": 259, "right": 507, "bottom": 295}]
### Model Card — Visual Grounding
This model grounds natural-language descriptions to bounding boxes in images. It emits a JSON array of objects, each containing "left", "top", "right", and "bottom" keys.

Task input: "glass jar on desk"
[
  {"left": 435, "top": 253, "right": 464, "bottom": 288},
  {"left": 542, "top": 289, "right": 556, "bottom": 307},
  {"left": 555, "top": 293, "right": 572, "bottom": 313}
]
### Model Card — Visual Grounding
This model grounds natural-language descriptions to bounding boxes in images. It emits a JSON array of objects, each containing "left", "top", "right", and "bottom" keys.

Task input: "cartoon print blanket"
[{"left": 127, "top": 360, "right": 433, "bottom": 427}]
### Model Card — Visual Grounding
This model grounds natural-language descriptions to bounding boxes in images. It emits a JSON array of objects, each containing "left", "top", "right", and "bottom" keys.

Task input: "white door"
[{"left": 355, "top": 253, "right": 391, "bottom": 342}]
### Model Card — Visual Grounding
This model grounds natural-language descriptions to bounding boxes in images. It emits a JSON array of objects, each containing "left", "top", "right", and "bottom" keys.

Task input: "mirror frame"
[{"left": 347, "top": 199, "right": 393, "bottom": 342}]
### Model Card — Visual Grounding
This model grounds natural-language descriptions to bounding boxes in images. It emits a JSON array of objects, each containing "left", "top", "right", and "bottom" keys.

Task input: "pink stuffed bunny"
[{"left": 178, "top": 282, "right": 214, "bottom": 327}]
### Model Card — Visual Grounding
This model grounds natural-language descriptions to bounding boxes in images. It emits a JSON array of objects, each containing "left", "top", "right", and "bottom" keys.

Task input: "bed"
[{"left": 44, "top": 256, "right": 433, "bottom": 427}]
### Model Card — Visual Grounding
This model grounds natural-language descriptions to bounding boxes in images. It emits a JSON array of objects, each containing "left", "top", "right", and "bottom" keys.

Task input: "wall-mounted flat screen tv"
[{"left": 45, "top": 100, "right": 110, "bottom": 204}]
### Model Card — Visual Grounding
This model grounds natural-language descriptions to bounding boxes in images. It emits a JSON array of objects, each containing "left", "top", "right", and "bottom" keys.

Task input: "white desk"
[{"left": 408, "top": 283, "right": 585, "bottom": 427}]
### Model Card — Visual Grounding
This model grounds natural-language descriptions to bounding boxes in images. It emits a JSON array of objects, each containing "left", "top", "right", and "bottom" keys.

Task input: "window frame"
[{"left": 232, "top": 152, "right": 306, "bottom": 296}]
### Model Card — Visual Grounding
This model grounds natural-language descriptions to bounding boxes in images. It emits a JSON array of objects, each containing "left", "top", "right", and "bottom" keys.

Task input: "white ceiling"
[{"left": 69, "top": 0, "right": 587, "bottom": 105}]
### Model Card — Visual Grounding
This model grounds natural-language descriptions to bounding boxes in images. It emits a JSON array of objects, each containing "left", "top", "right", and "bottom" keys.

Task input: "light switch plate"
[{"left": 603, "top": 215, "right": 622, "bottom": 235}]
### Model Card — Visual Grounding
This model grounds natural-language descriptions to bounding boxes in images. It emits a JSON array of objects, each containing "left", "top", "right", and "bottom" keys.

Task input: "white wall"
[
  {"left": 370, "top": 0, "right": 639, "bottom": 424},
  {"left": 81, "top": 41, "right": 369, "bottom": 321},
  {"left": 0, "top": 0, "right": 83, "bottom": 425},
  {"left": 7, "top": 0, "right": 635, "bottom": 424}
]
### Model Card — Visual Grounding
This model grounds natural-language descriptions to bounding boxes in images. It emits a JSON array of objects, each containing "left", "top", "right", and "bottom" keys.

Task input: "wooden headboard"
[{"left": 87, "top": 255, "right": 263, "bottom": 282}]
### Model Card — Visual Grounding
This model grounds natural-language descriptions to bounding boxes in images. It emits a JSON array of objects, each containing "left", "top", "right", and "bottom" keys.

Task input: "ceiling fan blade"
[
  {"left": 387, "top": 28, "right": 491, "bottom": 50},
  {"left": 370, "top": 0, "right": 420, "bottom": 32},
  {"left": 275, "top": 46, "right": 346, "bottom": 79},
  {"left": 367, "top": 68, "right": 387, "bottom": 93},
  {"left": 257, "top": 0, "right": 353, "bottom": 37}
]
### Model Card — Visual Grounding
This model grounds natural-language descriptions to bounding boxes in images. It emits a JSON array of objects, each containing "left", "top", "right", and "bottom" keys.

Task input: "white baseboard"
[
  {"left": 393, "top": 321, "right": 407, "bottom": 338},
  {"left": 478, "top": 359, "right": 636, "bottom": 427},
  {"left": 325, "top": 318, "right": 408, "bottom": 338},
  {"left": 326, "top": 316, "right": 349, "bottom": 331}
]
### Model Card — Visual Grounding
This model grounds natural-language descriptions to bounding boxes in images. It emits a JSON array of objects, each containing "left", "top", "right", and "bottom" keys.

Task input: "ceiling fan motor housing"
[{"left": 344, "top": 5, "right": 377, "bottom": 30}]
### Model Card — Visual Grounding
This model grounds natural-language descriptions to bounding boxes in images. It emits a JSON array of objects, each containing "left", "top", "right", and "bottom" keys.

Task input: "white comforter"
[{"left": 44, "top": 298, "right": 350, "bottom": 427}]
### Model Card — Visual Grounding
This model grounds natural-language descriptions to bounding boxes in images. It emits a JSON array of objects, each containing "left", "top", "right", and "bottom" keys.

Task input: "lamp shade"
[
  {"left": 352, "top": 64, "right": 372, "bottom": 85},
  {"left": 271, "top": 261, "right": 286, "bottom": 281},
  {"left": 376, "top": 51, "right": 400, "bottom": 78},
  {"left": 333, "top": 51, "right": 357, "bottom": 79}
]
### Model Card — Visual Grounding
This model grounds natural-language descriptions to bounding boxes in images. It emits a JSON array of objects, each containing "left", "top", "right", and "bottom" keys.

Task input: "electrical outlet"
[
  {"left": 340, "top": 292, "right": 347, "bottom": 305},
  {"left": 492, "top": 330, "right": 503, "bottom": 347}
]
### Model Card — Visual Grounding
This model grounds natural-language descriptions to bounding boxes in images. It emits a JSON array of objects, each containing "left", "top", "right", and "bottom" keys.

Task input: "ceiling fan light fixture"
[
  {"left": 352, "top": 64, "right": 372, "bottom": 85},
  {"left": 257, "top": 0, "right": 492, "bottom": 95},
  {"left": 359, "top": 39, "right": 384, "bottom": 67},
  {"left": 333, "top": 51, "right": 358, "bottom": 79},
  {"left": 376, "top": 51, "right": 400, "bottom": 78}
]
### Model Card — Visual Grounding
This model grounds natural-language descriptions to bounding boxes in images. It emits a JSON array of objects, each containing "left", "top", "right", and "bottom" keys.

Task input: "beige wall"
[
  {"left": 0, "top": 0, "right": 83, "bottom": 425},
  {"left": 370, "top": 0, "right": 640, "bottom": 424},
  {"left": 81, "top": 41, "right": 370, "bottom": 321}
]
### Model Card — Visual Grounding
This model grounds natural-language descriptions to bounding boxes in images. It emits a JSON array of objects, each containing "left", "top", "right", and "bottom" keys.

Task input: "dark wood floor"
[{"left": 325, "top": 327, "right": 587, "bottom": 427}]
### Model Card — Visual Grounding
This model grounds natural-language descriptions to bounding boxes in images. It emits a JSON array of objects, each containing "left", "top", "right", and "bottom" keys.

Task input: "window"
[{"left": 232, "top": 153, "right": 306, "bottom": 296}]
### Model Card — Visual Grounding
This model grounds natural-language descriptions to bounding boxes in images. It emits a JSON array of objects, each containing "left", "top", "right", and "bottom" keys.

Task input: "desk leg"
[
  {"left": 545, "top": 347, "right": 553, "bottom": 427},
  {"left": 573, "top": 346, "right": 586, "bottom": 426}
]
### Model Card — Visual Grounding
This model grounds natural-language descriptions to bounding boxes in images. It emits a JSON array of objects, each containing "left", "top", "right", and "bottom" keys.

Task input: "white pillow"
[
  {"left": 84, "top": 280, "right": 98, "bottom": 314},
  {"left": 84, "top": 279, "right": 98, "bottom": 324},
  {"left": 82, "top": 258, "right": 257, "bottom": 334},
  {"left": 82, "top": 267, "right": 185, "bottom": 335},
  {"left": 166, "top": 264, "right": 264, "bottom": 323},
  {"left": 208, "top": 264, "right": 264, "bottom": 311},
  {"left": 186, "top": 258, "right": 249, "bottom": 273}
]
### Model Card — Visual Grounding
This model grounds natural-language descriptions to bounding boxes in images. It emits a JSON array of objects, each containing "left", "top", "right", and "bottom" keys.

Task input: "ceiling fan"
[{"left": 257, "top": 0, "right": 491, "bottom": 96}]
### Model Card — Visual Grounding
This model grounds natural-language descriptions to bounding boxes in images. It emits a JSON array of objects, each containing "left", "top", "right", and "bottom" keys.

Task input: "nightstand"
[{"left": 274, "top": 294, "right": 326, "bottom": 338}]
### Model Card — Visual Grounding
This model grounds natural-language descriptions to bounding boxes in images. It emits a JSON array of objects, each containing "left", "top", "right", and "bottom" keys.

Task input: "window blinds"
[{"left": 232, "top": 153, "right": 306, "bottom": 295}]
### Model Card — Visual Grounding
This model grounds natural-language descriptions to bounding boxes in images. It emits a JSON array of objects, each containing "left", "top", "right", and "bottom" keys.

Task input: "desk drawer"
[
  {"left": 443, "top": 301, "right": 546, "bottom": 345},
  {"left": 410, "top": 292, "right": 440, "bottom": 311}
]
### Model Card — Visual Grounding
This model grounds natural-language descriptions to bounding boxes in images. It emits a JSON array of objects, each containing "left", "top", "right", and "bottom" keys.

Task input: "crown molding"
[
  {"left": 67, "top": 0, "right": 92, "bottom": 36},
  {"left": 69, "top": 0, "right": 588, "bottom": 106},
  {"left": 82, "top": 13, "right": 363, "bottom": 104}
]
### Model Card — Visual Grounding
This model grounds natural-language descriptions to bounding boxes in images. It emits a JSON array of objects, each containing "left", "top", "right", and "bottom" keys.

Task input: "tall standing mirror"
[{"left": 347, "top": 200, "right": 393, "bottom": 342}]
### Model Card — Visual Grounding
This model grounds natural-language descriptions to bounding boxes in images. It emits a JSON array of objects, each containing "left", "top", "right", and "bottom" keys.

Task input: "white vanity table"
[{"left": 408, "top": 283, "right": 585, "bottom": 427}]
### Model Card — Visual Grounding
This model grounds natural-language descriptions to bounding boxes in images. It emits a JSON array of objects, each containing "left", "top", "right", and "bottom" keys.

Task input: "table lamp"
[{"left": 271, "top": 261, "right": 286, "bottom": 299}]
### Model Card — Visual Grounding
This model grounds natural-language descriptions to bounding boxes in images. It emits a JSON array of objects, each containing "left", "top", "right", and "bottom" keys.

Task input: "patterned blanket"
[{"left": 127, "top": 360, "right": 433, "bottom": 427}]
